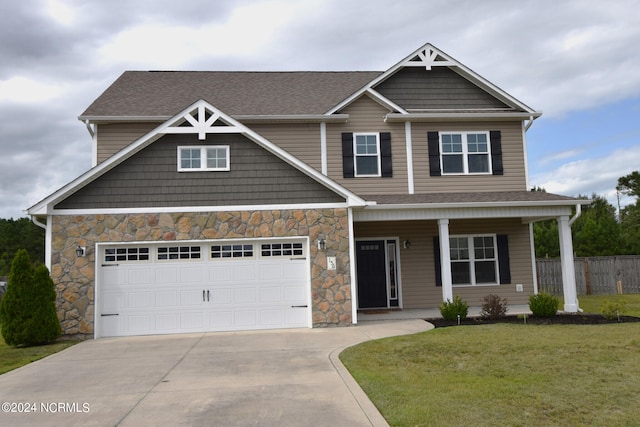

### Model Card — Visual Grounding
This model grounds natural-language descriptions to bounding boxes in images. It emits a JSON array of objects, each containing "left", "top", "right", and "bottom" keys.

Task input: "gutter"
[{"left": 569, "top": 203, "right": 582, "bottom": 226}]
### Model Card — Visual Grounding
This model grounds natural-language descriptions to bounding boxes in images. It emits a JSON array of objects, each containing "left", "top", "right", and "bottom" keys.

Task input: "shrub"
[
  {"left": 480, "top": 294, "right": 508, "bottom": 320},
  {"left": 600, "top": 299, "right": 627, "bottom": 320},
  {"left": 0, "top": 250, "right": 60, "bottom": 346},
  {"left": 440, "top": 296, "right": 469, "bottom": 321},
  {"left": 528, "top": 292, "right": 560, "bottom": 317}
]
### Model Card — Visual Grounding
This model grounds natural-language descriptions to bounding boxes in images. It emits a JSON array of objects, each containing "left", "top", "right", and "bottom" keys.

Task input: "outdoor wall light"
[
  {"left": 403, "top": 240, "right": 411, "bottom": 249},
  {"left": 75, "top": 246, "right": 86, "bottom": 257},
  {"left": 317, "top": 238, "right": 327, "bottom": 251}
]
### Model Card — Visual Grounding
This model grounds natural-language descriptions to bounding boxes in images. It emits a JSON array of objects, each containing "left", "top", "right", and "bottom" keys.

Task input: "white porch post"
[
  {"left": 558, "top": 215, "right": 579, "bottom": 312},
  {"left": 438, "top": 219, "right": 453, "bottom": 302}
]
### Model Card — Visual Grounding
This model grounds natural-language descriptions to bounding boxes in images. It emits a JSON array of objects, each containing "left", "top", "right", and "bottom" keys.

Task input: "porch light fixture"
[
  {"left": 317, "top": 238, "right": 327, "bottom": 251},
  {"left": 75, "top": 246, "right": 86, "bottom": 257},
  {"left": 403, "top": 240, "right": 411, "bottom": 249}
]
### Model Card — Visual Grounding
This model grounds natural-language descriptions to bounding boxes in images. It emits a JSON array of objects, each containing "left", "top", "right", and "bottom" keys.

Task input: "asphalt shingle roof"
[
  {"left": 79, "top": 71, "right": 383, "bottom": 118},
  {"left": 364, "top": 191, "right": 582, "bottom": 205}
]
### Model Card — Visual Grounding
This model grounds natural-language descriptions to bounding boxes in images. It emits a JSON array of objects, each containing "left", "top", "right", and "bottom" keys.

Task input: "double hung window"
[
  {"left": 449, "top": 235, "right": 498, "bottom": 286},
  {"left": 354, "top": 133, "right": 380, "bottom": 177},
  {"left": 178, "top": 146, "right": 229, "bottom": 171},
  {"left": 441, "top": 132, "right": 490, "bottom": 174}
]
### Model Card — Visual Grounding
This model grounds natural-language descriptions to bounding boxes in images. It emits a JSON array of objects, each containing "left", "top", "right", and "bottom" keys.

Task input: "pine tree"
[
  {"left": 0, "top": 249, "right": 60, "bottom": 346},
  {"left": 24, "top": 265, "right": 61, "bottom": 345},
  {"left": 0, "top": 249, "right": 34, "bottom": 346}
]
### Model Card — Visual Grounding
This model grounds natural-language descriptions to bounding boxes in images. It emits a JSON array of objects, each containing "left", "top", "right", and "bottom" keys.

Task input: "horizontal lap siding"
[
  {"left": 355, "top": 218, "right": 534, "bottom": 308},
  {"left": 412, "top": 121, "right": 527, "bottom": 193},
  {"left": 327, "top": 96, "right": 407, "bottom": 194},
  {"left": 248, "top": 123, "right": 321, "bottom": 170},
  {"left": 97, "top": 123, "right": 160, "bottom": 163}
]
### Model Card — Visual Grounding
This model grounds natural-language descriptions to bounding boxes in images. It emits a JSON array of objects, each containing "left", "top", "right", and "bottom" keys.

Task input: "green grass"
[
  {"left": 341, "top": 322, "right": 640, "bottom": 426},
  {"left": 0, "top": 328, "right": 79, "bottom": 375},
  {"left": 575, "top": 293, "right": 640, "bottom": 317}
]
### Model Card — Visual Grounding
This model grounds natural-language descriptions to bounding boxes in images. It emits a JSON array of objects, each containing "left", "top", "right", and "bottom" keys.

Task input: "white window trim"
[
  {"left": 353, "top": 133, "right": 381, "bottom": 177},
  {"left": 450, "top": 233, "right": 499, "bottom": 287},
  {"left": 177, "top": 145, "right": 230, "bottom": 172},
  {"left": 440, "top": 131, "right": 492, "bottom": 175}
]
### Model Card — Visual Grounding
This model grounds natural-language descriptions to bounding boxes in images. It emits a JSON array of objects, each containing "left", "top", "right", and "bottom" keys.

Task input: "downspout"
[
  {"left": 31, "top": 215, "right": 46, "bottom": 230},
  {"left": 568, "top": 203, "right": 583, "bottom": 311}
]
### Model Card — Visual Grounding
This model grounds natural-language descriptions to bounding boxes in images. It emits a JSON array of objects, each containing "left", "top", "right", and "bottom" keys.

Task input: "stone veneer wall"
[{"left": 50, "top": 208, "right": 351, "bottom": 339}]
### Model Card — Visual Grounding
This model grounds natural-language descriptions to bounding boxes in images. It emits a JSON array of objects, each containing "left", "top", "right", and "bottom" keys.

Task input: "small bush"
[
  {"left": 480, "top": 294, "right": 508, "bottom": 320},
  {"left": 600, "top": 299, "right": 627, "bottom": 320},
  {"left": 528, "top": 292, "right": 560, "bottom": 317},
  {"left": 440, "top": 296, "right": 469, "bottom": 321}
]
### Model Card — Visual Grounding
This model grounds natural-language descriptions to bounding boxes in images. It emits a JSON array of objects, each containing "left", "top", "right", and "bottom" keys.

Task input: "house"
[{"left": 27, "top": 43, "right": 588, "bottom": 339}]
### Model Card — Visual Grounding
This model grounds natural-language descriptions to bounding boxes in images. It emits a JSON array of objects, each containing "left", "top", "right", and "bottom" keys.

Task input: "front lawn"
[
  {"left": 0, "top": 328, "right": 78, "bottom": 375},
  {"left": 574, "top": 293, "right": 640, "bottom": 317},
  {"left": 341, "top": 322, "right": 640, "bottom": 426}
]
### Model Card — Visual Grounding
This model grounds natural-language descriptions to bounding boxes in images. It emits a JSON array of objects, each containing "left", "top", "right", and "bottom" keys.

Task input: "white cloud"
[
  {"left": 531, "top": 145, "right": 640, "bottom": 207},
  {"left": 0, "top": 76, "right": 65, "bottom": 104}
]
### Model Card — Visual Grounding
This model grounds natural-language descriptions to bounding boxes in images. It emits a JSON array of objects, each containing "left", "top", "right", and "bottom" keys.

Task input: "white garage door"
[{"left": 97, "top": 239, "right": 309, "bottom": 337}]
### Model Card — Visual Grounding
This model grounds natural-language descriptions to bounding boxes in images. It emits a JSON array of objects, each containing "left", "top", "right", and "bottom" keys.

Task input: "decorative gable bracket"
[
  {"left": 405, "top": 46, "right": 455, "bottom": 70},
  {"left": 160, "top": 103, "right": 243, "bottom": 140}
]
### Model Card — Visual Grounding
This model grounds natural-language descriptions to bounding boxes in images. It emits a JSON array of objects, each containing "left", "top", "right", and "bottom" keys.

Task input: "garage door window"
[
  {"left": 261, "top": 242, "right": 304, "bottom": 257},
  {"left": 157, "top": 246, "right": 201, "bottom": 260},
  {"left": 105, "top": 247, "right": 150, "bottom": 262},
  {"left": 211, "top": 244, "right": 254, "bottom": 259}
]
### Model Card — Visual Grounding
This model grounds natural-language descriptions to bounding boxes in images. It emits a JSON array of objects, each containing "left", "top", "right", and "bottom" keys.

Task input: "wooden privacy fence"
[{"left": 536, "top": 256, "right": 640, "bottom": 296}]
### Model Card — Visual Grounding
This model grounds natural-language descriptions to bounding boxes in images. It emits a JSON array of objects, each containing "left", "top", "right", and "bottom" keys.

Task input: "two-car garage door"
[{"left": 97, "top": 239, "right": 309, "bottom": 337}]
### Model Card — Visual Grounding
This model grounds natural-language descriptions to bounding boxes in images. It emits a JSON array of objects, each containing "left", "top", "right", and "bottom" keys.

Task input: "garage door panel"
[
  {"left": 99, "top": 239, "right": 309, "bottom": 337},
  {"left": 128, "top": 291, "right": 153, "bottom": 308}
]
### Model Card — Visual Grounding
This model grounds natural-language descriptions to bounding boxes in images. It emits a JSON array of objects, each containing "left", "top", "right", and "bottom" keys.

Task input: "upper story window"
[
  {"left": 341, "top": 132, "right": 392, "bottom": 179},
  {"left": 178, "top": 146, "right": 229, "bottom": 172},
  {"left": 440, "top": 132, "right": 490, "bottom": 174},
  {"left": 354, "top": 133, "right": 381, "bottom": 177}
]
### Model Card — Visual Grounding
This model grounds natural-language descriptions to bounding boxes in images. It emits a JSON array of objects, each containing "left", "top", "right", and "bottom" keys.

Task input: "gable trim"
[{"left": 28, "top": 100, "right": 365, "bottom": 215}]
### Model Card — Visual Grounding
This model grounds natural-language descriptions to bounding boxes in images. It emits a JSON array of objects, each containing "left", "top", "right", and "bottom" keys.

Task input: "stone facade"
[{"left": 50, "top": 208, "right": 352, "bottom": 339}]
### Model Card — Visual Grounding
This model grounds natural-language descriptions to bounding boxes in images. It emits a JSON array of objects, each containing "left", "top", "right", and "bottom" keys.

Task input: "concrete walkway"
[{"left": 0, "top": 319, "right": 430, "bottom": 427}]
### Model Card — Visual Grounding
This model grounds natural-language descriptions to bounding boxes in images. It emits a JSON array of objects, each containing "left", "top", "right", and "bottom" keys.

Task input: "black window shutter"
[
  {"left": 497, "top": 234, "right": 511, "bottom": 284},
  {"left": 342, "top": 132, "right": 354, "bottom": 178},
  {"left": 490, "top": 130, "right": 503, "bottom": 176},
  {"left": 380, "top": 132, "right": 392, "bottom": 177},
  {"left": 428, "top": 131, "right": 441, "bottom": 176},
  {"left": 433, "top": 237, "right": 442, "bottom": 287}
]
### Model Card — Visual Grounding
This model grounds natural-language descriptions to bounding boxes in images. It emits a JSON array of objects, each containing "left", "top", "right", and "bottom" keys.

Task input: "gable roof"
[
  {"left": 29, "top": 100, "right": 366, "bottom": 215},
  {"left": 79, "top": 43, "right": 540, "bottom": 124},
  {"left": 327, "top": 43, "right": 541, "bottom": 119},
  {"left": 79, "top": 71, "right": 381, "bottom": 121}
]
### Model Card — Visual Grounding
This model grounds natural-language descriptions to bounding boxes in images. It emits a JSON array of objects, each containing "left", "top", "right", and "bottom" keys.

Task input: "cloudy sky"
[{"left": 1, "top": 0, "right": 639, "bottom": 219}]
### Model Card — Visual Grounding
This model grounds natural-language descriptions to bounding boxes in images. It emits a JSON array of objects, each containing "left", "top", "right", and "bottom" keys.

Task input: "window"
[
  {"left": 104, "top": 247, "right": 150, "bottom": 263},
  {"left": 354, "top": 133, "right": 380, "bottom": 176},
  {"left": 157, "top": 246, "right": 201, "bottom": 260},
  {"left": 449, "top": 235, "right": 498, "bottom": 286},
  {"left": 211, "top": 244, "right": 254, "bottom": 259},
  {"left": 178, "top": 146, "right": 229, "bottom": 171},
  {"left": 440, "top": 132, "right": 490, "bottom": 174},
  {"left": 261, "top": 242, "right": 304, "bottom": 257}
]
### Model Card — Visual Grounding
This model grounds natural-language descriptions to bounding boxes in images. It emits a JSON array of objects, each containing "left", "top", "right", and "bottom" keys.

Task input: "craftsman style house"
[{"left": 28, "top": 43, "right": 585, "bottom": 338}]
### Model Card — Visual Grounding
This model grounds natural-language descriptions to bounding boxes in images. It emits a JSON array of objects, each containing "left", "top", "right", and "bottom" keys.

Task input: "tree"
[
  {"left": 0, "top": 249, "right": 60, "bottom": 346},
  {"left": 0, "top": 218, "right": 45, "bottom": 276},
  {"left": 571, "top": 195, "right": 621, "bottom": 256},
  {"left": 616, "top": 171, "right": 640, "bottom": 199}
]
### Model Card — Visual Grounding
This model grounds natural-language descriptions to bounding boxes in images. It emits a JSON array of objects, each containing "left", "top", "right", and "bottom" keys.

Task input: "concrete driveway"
[{"left": 0, "top": 319, "right": 430, "bottom": 427}]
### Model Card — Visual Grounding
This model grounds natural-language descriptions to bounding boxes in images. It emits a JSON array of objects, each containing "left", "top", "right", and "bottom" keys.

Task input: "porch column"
[
  {"left": 558, "top": 215, "right": 579, "bottom": 312},
  {"left": 438, "top": 219, "right": 453, "bottom": 302}
]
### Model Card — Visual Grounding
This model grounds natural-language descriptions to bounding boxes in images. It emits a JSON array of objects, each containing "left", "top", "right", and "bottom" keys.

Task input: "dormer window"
[{"left": 178, "top": 146, "right": 229, "bottom": 171}]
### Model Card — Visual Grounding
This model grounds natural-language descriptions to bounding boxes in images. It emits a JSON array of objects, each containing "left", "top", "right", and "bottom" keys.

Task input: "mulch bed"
[{"left": 426, "top": 313, "right": 640, "bottom": 328}]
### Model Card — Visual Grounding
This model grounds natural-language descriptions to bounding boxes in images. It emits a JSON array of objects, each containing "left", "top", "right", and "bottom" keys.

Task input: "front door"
[{"left": 356, "top": 240, "right": 388, "bottom": 308}]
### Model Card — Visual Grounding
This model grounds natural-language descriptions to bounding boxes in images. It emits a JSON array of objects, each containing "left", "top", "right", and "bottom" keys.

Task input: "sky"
[{"left": 1, "top": 0, "right": 639, "bottom": 219}]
